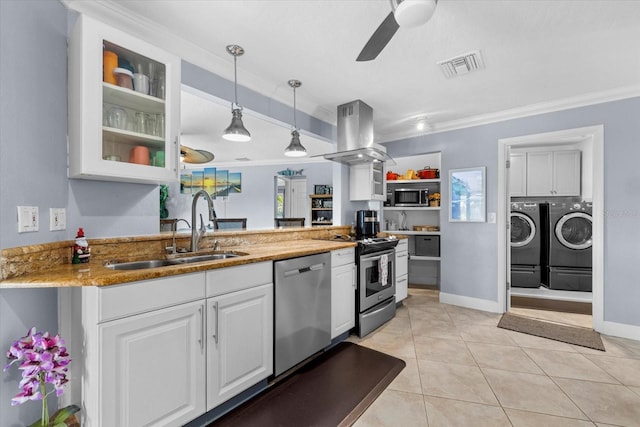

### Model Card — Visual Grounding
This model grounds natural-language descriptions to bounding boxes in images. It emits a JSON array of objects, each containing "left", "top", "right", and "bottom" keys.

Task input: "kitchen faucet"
[
  {"left": 165, "top": 218, "right": 191, "bottom": 254},
  {"left": 191, "top": 190, "right": 217, "bottom": 253}
]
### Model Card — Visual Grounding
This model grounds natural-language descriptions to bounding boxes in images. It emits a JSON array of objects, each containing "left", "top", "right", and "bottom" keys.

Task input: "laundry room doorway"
[{"left": 497, "top": 125, "right": 604, "bottom": 332}]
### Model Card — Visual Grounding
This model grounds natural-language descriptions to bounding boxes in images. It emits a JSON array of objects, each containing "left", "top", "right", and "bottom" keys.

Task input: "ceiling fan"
[
  {"left": 356, "top": 0, "right": 438, "bottom": 62},
  {"left": 180, "top": 145, "right": 215, "bottom": 164}
]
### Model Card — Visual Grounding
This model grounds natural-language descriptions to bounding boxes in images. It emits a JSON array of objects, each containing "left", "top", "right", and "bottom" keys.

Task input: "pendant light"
[
  {"left": 284, "top": 79, "right": 307, "bottom": 157},
  {"left": 222, "top": 45, "right": 251, "bottom": 142}
]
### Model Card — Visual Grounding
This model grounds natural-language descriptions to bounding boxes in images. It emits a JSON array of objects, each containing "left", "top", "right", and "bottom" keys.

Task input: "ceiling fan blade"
[
  {"left": 180, "top": 145, "right": 215, "bottom": 164},
  {"left": 356, "top": 11, "right": 400, "bottom": 62}
]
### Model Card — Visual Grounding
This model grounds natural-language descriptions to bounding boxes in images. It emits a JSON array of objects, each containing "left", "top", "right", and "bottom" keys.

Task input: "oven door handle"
[
  {"left": 360, "top": 249, "right": 395, "bottom": 262},
  {"left": 363, "top": 297, "right": 395, "bottom": 316}
]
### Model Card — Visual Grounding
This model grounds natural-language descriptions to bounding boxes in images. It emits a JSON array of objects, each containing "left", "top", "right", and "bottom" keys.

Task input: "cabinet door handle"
[
  {"left": 212, "top": 301, "right": 219, "bottom": 345},
  {"left": 198, "top": 304, "right": 204, "bottom": 351},
  {"left": 352, "top": 265, "right": 356, "bottom": 288}
]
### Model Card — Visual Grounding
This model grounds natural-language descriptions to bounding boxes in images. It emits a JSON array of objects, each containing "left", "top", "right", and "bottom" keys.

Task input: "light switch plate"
[
  {"left": 50, "top": 208, "right": 66, "bottom": 231},
  {"left": 488, "top": 212, "right": 496, "bottom": 223},
  {"left": 17, "top": 206, "right": 39, "bottom": 233}
]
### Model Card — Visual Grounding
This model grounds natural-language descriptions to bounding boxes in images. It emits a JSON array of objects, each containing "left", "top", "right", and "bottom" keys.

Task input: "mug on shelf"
[{"left": 129, "top": 146, "right": 150, "bottom": 165}]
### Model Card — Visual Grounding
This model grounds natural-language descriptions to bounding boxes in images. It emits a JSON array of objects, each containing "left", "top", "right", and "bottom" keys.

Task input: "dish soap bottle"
[{"left": 72, "top": 228, "right": 91, "bottom": 264}]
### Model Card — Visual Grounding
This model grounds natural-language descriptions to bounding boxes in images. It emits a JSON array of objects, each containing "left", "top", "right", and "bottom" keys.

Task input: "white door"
[
  {"left": 207, "top": 284, "right": 273, "bottom": 410},
  {"left": 331, "top": 263, "right": 356, "bottom": 338},
  {"left": 99, "top": 301, "right": 206, "bottom": 427},
  {"left": 285, "top": 178, "right": 307, "bottom": 218}
]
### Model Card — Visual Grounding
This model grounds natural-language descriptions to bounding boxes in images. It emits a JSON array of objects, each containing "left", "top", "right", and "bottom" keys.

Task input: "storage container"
[{"left": 415, "top": 235, "right": 440, "bottom": 257}]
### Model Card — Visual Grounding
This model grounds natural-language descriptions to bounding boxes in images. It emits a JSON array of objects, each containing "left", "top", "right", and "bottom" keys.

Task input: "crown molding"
[{"left": 378, "top": 85, "right": 640, "bottom": 143}]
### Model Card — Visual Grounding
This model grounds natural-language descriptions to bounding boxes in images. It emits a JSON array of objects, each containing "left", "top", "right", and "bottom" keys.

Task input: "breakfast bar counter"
[{"left": 0, "top": 226, "right": 356, "bottom": 288}]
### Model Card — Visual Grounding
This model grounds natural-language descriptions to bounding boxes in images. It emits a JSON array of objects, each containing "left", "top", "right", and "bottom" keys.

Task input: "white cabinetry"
[
  {"left": 350, "top": 162, "right": 385, "bottom": 201},
  {"left": 68, "top": 14, "right": 180, "bottom": 184},
  {"left": 206, "top": 262, "right": 273, "bottom": 410},
  {"left": 512, "top": 150, "right": 581, "bottom": 197},
  {"left": 395, "top": 239, "right": 409, "bottom": 302},
  {"left": 59, "top": 262, "right": 274, "bottom": 426},
  {"left": 100, "top": 300, "right": 206, "bottom": 427},
  {"left": 207, "top": 284, "right": 273, "bottom": 410},
  {"left": 508, "top": 152, "right": 527, "bottom": 197},
  {"left": 331, "top": 248, "right": 356, "bottom": 338},
  {"left": 60, "top": 273, "right": 207, "bottom": 427}
]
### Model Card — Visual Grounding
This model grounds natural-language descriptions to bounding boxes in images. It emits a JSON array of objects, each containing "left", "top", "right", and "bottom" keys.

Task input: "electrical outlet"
[
  {"left": 50, "top": 208, "right": 66, "bottom": 231},
  {"left": 17, "top": 206, "right": 39, "bottom": 233}
]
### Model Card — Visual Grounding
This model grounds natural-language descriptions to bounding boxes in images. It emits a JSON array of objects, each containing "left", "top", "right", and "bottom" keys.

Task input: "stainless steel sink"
[
  {"left": 104, "top": 252, "right": 246, "bottom": 270},
  {"left": 170, "top": 253, "right": 242, "bottom": 263},
  {"left": 105, "top": 259, "right": 176, "bottom": 270}
]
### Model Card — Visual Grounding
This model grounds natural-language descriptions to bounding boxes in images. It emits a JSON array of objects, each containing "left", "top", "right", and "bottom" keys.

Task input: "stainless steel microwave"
[{"left": 392, "top": 188, "right": 429, "bottom": 207}]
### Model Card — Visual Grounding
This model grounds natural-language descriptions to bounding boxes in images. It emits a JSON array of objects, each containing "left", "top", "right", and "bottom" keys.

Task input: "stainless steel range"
[
  {"left": 356, "top": 236, "right": 398, "bottom": 337},
  {"left": 354, "top": 209, "right": 398, "bottom": 336}
]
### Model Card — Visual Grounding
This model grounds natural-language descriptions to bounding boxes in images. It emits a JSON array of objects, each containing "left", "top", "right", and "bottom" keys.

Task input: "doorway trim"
[{"left": 497, "top": 125, "right": 604, "bottom": 332}]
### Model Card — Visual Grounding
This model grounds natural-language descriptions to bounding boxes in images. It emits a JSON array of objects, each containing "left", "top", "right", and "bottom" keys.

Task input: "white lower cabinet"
[
  {"left": 331, "top": 248, "right": 356, "bottom": 338},
  {"left": 100, "top": 300, "right": 206, "bottom": 427},
  {"left": 59, "top": 263, "right": 274, "bottom": 427},
  {"left": 207, "top": 283, "right": 273, "bottom": 410},
  {"left": 395, "top": 239, "right": 409, "bottom": 302}
]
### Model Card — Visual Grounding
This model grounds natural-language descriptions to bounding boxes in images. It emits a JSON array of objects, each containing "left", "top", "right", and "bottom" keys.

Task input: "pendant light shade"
[
  {"left": 285, "top": 130, "right": 307, "bottom": 157},
  {"left": 284, "top": 79, "right": 307, "bottom": 157},
  {"left": 223, "top": 108, "right": 251, "bottom": 142},
  {"left": 223, "top": 45, "right": 251, "bottom": 142}
]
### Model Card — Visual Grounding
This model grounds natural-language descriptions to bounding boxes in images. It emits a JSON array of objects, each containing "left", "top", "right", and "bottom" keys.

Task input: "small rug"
[
  {"left": 211, "top": 342, "right": 405, "bottom": 427},
  {"left": 498, "top": 313, "right": 605, "bottom": 351}
]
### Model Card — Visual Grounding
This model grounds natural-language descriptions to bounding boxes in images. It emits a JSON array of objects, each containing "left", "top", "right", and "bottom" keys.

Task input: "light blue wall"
[
  {"left": 384, "top": 96, "right": 640, "bottom": 327},
  {"left": 0, "top": 1, "right": 67, "bottom": 424}
]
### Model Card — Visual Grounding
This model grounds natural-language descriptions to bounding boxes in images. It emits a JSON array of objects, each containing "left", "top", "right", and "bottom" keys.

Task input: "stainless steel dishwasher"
[{"left": 274, "top": 252, "right": 331, "bottom": 376}]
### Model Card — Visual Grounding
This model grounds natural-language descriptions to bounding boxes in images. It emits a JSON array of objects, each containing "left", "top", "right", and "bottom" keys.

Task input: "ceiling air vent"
[{"left": 438, "top": 50, "right": 485, "bottom": 78}]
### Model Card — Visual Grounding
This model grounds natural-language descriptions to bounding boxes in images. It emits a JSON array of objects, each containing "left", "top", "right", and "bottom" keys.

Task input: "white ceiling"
[{"left": 70, "top": 0, "right": 640, "bottom": 165}]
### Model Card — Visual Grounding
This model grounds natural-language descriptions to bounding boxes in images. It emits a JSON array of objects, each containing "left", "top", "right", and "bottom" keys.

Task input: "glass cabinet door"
[{"left": 69, "top": 14, "right": 179, "bottom": 184}]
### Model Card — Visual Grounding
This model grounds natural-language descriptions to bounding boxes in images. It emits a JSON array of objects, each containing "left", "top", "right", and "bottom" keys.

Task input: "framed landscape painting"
[{"left": 449, "top": 167, "right": 486, "bottom": 222}]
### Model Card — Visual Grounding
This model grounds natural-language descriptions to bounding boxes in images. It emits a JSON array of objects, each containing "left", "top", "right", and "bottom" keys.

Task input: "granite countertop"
[{"left": 0, "top": 239, "right": 356, "bottom": 289}]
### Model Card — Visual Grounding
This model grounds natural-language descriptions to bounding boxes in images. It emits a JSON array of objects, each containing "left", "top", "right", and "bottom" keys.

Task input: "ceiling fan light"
[
  {"left": 394, "top": 0, "right": 437, "bottom": 28},
  {"left": 284, "top": 130, "right": 307, "bottom": 157},
  {"left": 223, "top": 108, "right": 251, "bottom": 142}
]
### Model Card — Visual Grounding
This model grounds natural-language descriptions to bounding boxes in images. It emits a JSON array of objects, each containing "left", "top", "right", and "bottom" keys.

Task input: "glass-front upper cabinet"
[{"left": 68, "top": 14, "right": 180, "bottom": 184}]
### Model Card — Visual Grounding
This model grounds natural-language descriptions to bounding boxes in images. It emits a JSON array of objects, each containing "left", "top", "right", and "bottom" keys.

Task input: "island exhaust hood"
[{"left": 323, "top": 100, "right": 389, "bottom": 165}]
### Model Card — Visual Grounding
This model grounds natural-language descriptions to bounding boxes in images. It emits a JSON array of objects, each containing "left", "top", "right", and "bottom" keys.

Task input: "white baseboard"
[
  {"left": 439, "top": 292, "right": 502, "bottom": 314},
  {"left": 601, "top": 320, "right": 640, "bottom": 341}
]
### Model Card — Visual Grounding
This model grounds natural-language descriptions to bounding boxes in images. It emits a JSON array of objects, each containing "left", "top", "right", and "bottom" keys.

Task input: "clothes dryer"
[
  {"left": 510, "top": 202, "right": 543, "bottom": 288},
  {"left": 548, "top": 201, "right": 592, "bottom": 291}
]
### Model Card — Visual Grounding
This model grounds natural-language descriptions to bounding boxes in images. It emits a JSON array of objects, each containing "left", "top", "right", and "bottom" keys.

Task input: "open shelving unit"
[
  {"left": 383, "top": 153, "right": 442, "bottom": 287},
  {"left": 310, "top": 194, "right": 333, "bottom": 226}
]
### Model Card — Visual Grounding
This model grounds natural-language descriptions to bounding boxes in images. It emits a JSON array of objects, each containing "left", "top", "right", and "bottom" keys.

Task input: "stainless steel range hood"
[{"left": 323, "top": 100, "right": 390, "bottom": 165}]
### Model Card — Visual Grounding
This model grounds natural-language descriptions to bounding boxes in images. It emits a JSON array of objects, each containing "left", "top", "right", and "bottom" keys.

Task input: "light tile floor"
[{"left": 349, "top": 288, "right": 640, "bottom": 427}]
